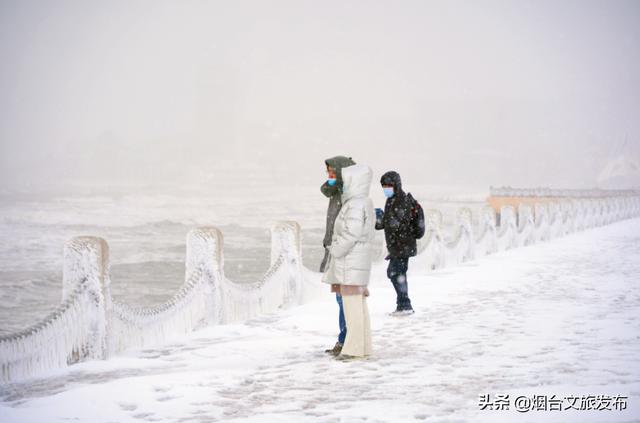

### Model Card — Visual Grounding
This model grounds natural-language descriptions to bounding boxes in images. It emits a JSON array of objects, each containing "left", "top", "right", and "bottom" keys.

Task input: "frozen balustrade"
[
  {"left": 1, "top": 195, "right": 639, "bottom": 384},
  {"left": 0, "top": 222, "right": 316, "bottom": 383},
  {"left": 413, "top": 195, "right": 640, "bottom": 272}
]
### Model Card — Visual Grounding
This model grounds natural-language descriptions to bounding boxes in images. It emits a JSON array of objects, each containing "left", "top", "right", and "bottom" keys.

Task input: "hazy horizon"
[{"left": 1, "top": 0, "right": 639, "bottom": 192}]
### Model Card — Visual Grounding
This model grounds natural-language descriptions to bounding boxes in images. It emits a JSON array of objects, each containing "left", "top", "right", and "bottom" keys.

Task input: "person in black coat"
[{"left": 375, "top": 171, "right": 424, "bottom": 315}]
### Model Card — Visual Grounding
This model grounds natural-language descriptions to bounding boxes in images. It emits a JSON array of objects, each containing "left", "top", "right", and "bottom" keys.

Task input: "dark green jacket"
[{"left": 321, "top": 156, "right": 356, "bottom": 247}]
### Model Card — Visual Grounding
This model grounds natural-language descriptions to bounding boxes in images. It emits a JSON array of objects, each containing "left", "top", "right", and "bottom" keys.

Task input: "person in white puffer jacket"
[{"left": 322, "top": 163, "right": 375, "bottom": 358}]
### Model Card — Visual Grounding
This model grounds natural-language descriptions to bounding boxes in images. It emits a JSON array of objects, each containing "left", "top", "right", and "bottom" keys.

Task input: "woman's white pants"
[{"left": 341, "top": 294, "right": 372, "bottom": 357}]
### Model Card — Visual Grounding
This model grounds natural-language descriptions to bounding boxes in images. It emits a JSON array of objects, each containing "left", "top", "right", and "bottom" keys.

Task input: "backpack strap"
[
  {"left": 407, "top": 193, "right": 425, "bottom": 239},
  {"left": 407, "top": 193, "right": 419, "bottom": 215}
]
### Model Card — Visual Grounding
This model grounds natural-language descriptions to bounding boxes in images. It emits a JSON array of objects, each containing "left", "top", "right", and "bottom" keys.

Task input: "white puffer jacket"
[{"left": 322, "top": 164, "right": 375, "bottom": 286}]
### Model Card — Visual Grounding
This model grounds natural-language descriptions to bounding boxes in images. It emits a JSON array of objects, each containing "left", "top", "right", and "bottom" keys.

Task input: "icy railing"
[
  {"left": 490, "top": 186, "right": 640, "bottom": 198},
  {"left": 0, "top": 237, "right": 110, "bottom": 383},
  {"left": 414, "top": 195, "right": 640, "bottom": 272},
  {"left": 2, "top": 196, "right": 639, "bottom": 383},
  {"left": 0, "top": 221, "right": 316, "bottom": 383}
]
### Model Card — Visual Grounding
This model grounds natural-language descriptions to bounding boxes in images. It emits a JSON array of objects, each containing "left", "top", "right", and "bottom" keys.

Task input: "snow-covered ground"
[{"left": 1, "top": 217, "right": 638, "bottom": 422}]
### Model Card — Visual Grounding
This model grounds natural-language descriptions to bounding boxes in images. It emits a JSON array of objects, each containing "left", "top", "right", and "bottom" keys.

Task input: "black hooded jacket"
[{"left": 375, "top": 171, "right": 421, "bottom": 258}]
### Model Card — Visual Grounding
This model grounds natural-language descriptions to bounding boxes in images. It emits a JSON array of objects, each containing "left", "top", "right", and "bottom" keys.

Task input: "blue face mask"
[
  {"left": 327, "top": 178, "right": 337, "bottom": 186},
  {"left": 383, "top": 187, "right": 395, "bottom": 198}
]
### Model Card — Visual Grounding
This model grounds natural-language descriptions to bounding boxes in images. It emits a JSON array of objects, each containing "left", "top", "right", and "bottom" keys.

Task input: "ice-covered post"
[
  {"left": 271, "top": 221, "right": 302, "bottom": 264},
  {"left": 625, "top": 197, "right": 630, "bottom": 218},
  {"left": 534, "top": 203, "right": 550, "bottom": 241},
  {"left": 186, "top": 227, "right": 224, "bottom": 281},
  {"left": 186, "top": 227, "right": 224, "bottom": 324},
  {"left": 271, "top": 221, "right": 303, "bottom": 305},
  {"left": 63, "top": 237, "right": 110, "bottom": 301},
  {"left": 456, "top": 207, "right": 474, "bottom": 261},
  {"left": 424, "top": 209, "right": 445, "bottom": 270},
  {"left": 607, "top": 198, "right": 615, "bottom": 222},
  {"left": 625, "top": 197, "right": 632, "bottom": 219},
  {"left": 596, "top": 200, "right": 605, "bottom": 227},
  {"left": 517, "top": 203, "right": 535, "bottom": 246},
  {"left": 498, "top": 205, "right": 517, "bottom": 250},
  {"left": 548, "top": 202, "right": 563, "bottom": 237},
  {"left": 62, "top": 236, "right": 111, "bottom": 360},
  {"left": 586, "top": 199, "right": 597, "bottom": 228},
  {"left": 420, "top": 209, "right": 444, "bottom": 270},
  {"left": 602, "top": 199, "right": 612, "bottom": 225},
  {"left": 476, "top": 205, "right": 497, "bottom": 256},
  {"left": 577, "top": 200, "right": 588, "bottom": 230},
  {"left": 561, "top": 201, "right": 576, "bottom": 234}
]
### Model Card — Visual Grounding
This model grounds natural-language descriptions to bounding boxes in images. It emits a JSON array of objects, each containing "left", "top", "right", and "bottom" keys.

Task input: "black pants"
[{"left": 387, "top": 257, "right": 413, "bottom": 311}]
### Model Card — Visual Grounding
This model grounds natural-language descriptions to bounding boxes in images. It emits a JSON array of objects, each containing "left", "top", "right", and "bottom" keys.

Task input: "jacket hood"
[
  {"left": 380, "top": 171, "right": 402, "bottom": 192},
  {"left": 342, "top": 164, "right": 373, "bottom": 202},
  {"left": 320, "top": 156, "right": 356, "bottom": 199},
  {"left": 325, "top": 156, "right": 356, "bottom": 180}
]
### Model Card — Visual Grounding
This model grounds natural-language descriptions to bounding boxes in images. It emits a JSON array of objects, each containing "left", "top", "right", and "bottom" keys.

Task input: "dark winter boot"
[{"left": 324, "top": 342, "right": 343, "bottom": 356}]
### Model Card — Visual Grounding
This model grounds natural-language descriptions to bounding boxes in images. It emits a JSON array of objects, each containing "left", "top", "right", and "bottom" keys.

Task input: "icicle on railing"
[
  {"left": 109, "top": 222, "right": 309, "bottom": 352},
  {"left": 0, "top": 237, "right": 110, "bottom": 383},
  {"left": 209, "top": 221, "right": 300, "bottom": 323},
  {"left": 108, "top": 267, "right": 210, "bottom": 353},
  {"left": 0, "top": 221, "right": 308, "bottom": 383},
  {"left": 411, "top": 195, "right": 640, "bottom": 274},
  {"left": 107, "top": 227, "right": 224, "bottom": 353}
]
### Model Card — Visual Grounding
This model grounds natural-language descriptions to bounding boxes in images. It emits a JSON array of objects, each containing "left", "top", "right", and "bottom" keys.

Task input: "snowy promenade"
[{"left": 1, "top": 218, "right": 639, "bottom": 423}]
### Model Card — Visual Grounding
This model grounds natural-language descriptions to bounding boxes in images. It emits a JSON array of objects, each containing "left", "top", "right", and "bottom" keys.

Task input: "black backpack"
[{"left": 407, "top": 193, "right": 425, "bottom": 239}]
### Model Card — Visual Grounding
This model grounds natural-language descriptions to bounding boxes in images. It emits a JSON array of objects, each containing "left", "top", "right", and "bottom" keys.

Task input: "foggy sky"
[{"left": 1, "top": 0, "right": 639, "bottom": 191}]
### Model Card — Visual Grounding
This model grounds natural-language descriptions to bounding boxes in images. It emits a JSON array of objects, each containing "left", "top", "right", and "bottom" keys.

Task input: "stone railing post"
[
  {"left": 186, "top": 227, "right": 224, "bottom": 324},
  {"left": 548, "top": 202, "right": 563, "bottom": 237},
  {"left": 421, "top": 209, "right": 444, "bottom": 270},
  {"left": 62, "top": 236, "right": 111, "bottom": 360},
  {"left": 499, "top": 205, "right": 517, "bottom": 249},
  {"left": 270, "top": 221, "right": 303, "bottom": 304},
  {"left": 561, "top": 201, "right": 575, "bottom": 234},
  {"left": 270, "top": 221, "right": 302, "bottom": 265},
  {"left": 517, "top": 203, "right": 535, "bottom": 246},
  {"left": 456, "top": 207, "right": 474, "bottom": 260},
  {"left": 186, "top": 227, "right": 224, "bottom": 281},
  {"left": 534, "top": 203, "right": 550, "bottom": 241},
  {"left": 477, "top": 205, "right": 497, "bottom": 255}
]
